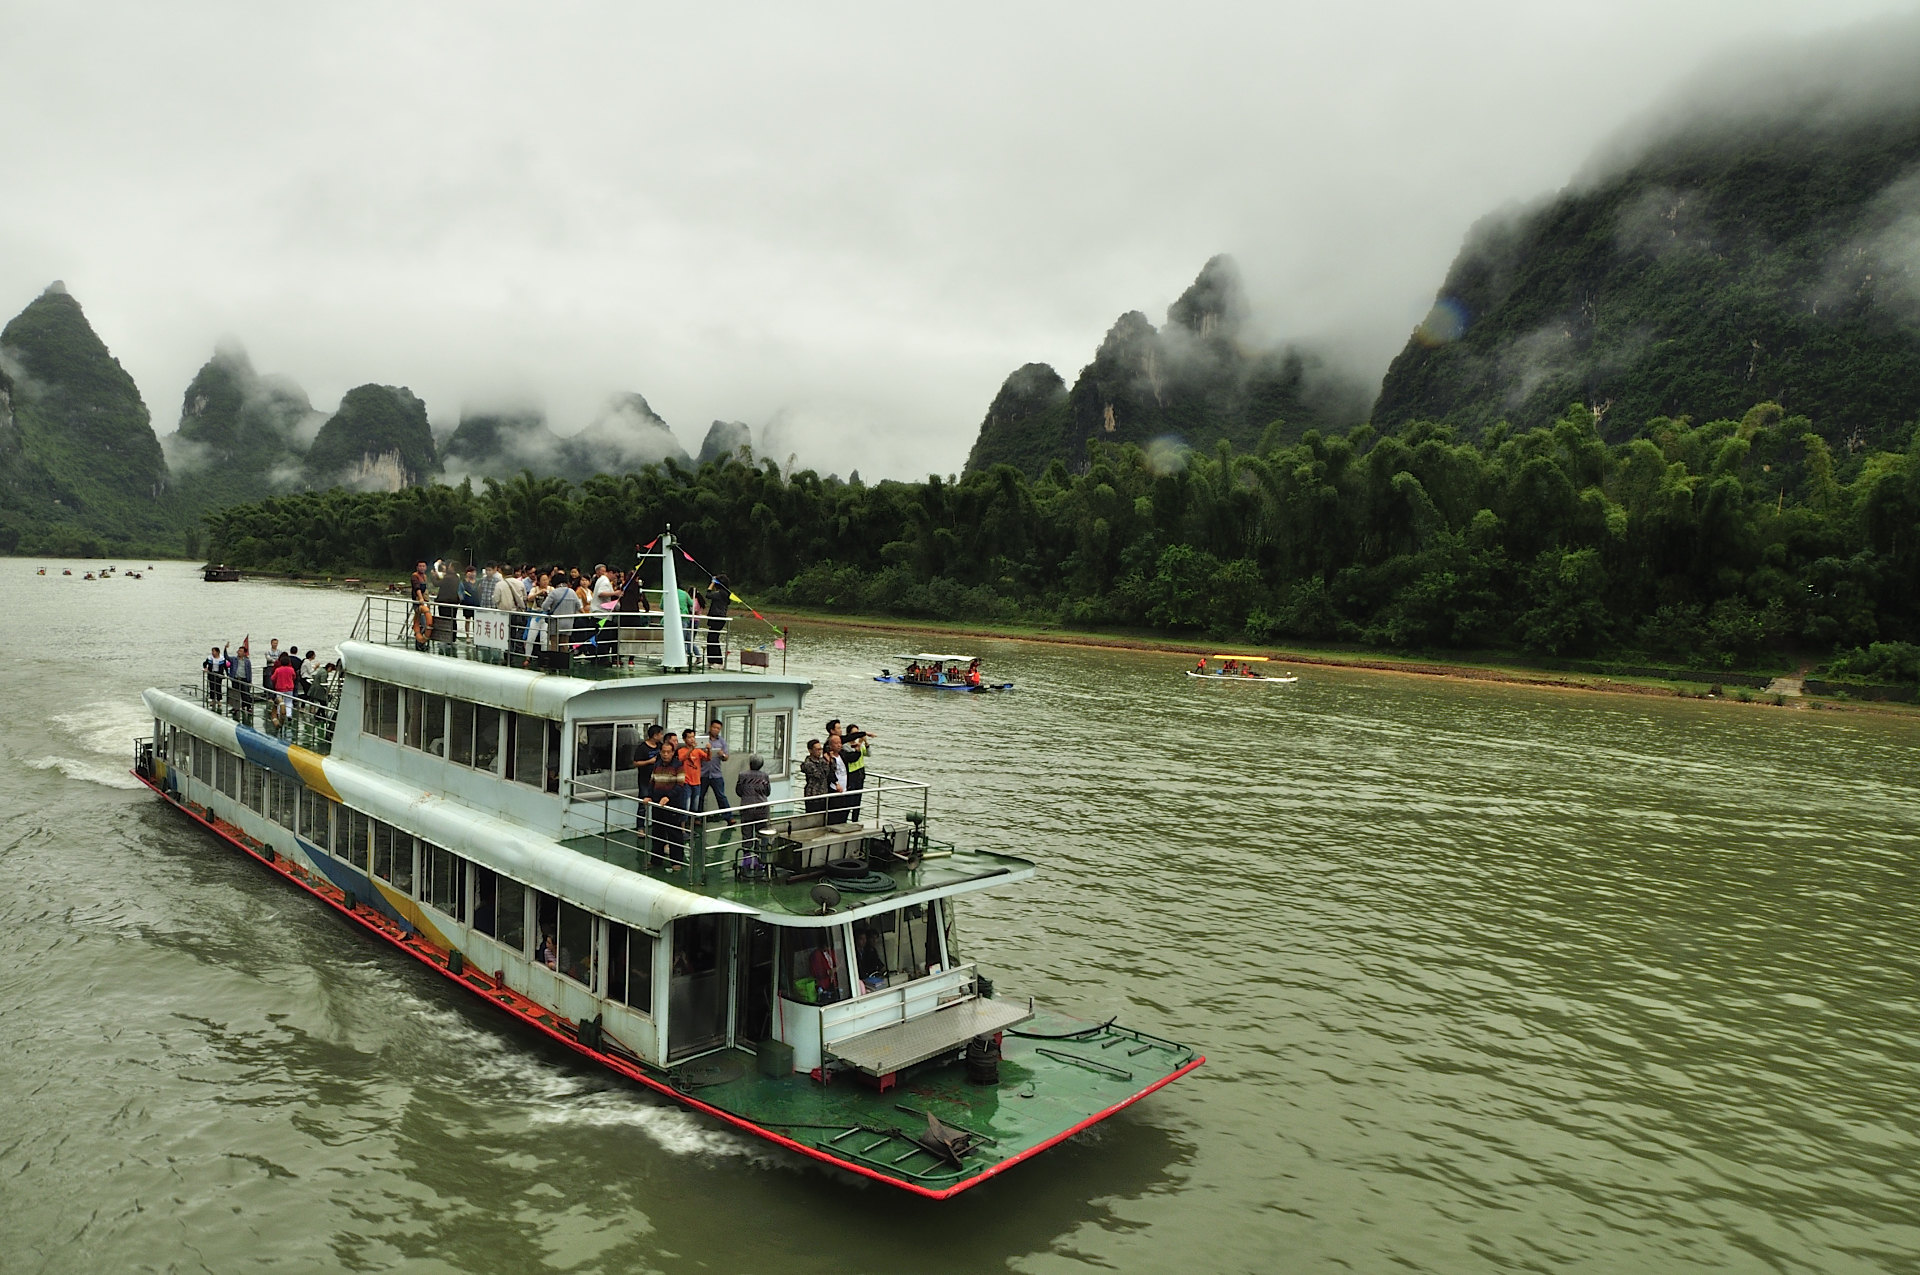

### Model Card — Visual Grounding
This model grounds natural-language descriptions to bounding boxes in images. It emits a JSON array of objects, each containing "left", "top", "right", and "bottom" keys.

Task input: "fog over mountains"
[{"left": 5, "top": 10, "right": 1920, "bottom": 556}]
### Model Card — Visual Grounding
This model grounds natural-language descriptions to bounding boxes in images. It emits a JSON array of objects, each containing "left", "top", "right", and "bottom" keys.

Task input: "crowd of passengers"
[
  {"left": 626, "top": 716, "right": 876, "bottom": 872},
  {"left": 406, "top": 559, "right": 732, "bottom": 666},
  {"left": 201, "top": 639, "right": 340, "bottom": 734}
]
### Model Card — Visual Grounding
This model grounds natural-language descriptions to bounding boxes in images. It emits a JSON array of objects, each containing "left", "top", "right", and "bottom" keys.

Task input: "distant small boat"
[
  {"left": 876, "top": 653, "right": 1012, "bottom": 692},
  {"left": 1187, "top": 654, "right": 1297, "bottom": 684},
  {"left": 203, "top": 565, "right": 241, "bottom": 583}
]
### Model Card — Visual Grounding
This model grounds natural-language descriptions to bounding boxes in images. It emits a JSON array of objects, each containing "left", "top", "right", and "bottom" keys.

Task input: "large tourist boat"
[{"left": 131, "top": 534, "right": 1200, "bottom": 1198}]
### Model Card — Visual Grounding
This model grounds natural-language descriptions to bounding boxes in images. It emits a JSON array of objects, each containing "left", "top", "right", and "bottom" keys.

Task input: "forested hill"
[
  {"left": 965, "top": 256, "right": 1373, "bottom": 477},
  {"left": 0, "top": 283, "right": 171, "bottom": 553},
  {"left": 1374, "top": 80, "right": 1920, "bottom": 449}
]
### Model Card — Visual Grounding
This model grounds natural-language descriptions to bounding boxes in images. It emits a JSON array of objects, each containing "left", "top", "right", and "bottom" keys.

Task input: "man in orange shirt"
[{"left": 677, "top": 735, "right": 709, "bottom": 821}]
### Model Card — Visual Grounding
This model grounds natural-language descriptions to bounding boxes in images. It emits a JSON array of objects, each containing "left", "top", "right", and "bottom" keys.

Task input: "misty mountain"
[
  {"left": 166, "top": 344, "right": 321, "bottom": 511},
  {"left": 697, "top": 419, "right": 753, "bottom": 467},
  {"left": 441, "top": 407, "right": 568, "bottom": 483},
  {"left": 965, "top": 256, "right": 1373, "bottom": 476},
  {"left": 1374, "top": 79, "right": 1920, "bottom": 447},
  {"left": 0, "top": 283, "right": 171, "bottom": 552},
  {"left": 559, "top": 393, "right": 690, "bottom": 479},
  {"left": 304, "top": 384, "right": 440, "bottom": 490}
]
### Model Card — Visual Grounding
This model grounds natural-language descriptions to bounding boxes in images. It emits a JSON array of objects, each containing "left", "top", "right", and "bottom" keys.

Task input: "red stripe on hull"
[{"left": 132, "top": 769, "right": 1200, "bottom": 1198}]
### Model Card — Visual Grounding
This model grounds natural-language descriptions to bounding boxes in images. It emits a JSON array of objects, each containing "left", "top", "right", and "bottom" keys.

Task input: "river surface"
[{"left": 1, "top": 559, "right": 1917, "bottom": 1274}]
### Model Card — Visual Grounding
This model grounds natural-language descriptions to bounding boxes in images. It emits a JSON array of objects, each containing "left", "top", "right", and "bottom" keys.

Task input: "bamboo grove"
[{"left": 203, "top": 402, "right": 1920, "bottom": 673}]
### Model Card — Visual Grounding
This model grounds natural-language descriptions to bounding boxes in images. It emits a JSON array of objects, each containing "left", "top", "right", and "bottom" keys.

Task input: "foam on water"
[{"left": 25, "top": 754, "right": 145, "bottom": 790}]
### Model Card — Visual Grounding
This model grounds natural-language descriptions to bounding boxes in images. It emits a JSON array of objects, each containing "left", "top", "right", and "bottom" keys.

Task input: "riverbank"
[{"left": 765, "top": 605, "right": 1920, "bottom": 718}]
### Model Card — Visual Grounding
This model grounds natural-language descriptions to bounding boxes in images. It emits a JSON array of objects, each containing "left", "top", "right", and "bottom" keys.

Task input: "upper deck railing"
[
  {"left": 564, "top": 770, "right": 938, "bottom": 887},
  {"left": 176, "top": 669, "right": 340, "bottom": 752},
  {"left": 350, "top": 595, "right": 783, "bottom": 679}
]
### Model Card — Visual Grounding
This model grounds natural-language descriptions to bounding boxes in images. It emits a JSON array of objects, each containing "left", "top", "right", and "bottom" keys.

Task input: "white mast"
[{"left": 659, "top": 528, "right": 689, "bottom": 671}]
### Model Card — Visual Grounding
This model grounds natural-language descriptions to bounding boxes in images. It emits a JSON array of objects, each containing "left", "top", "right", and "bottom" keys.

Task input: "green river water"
[{"left": 1, "top": 560, "right": 1916, "bottom": 1274}]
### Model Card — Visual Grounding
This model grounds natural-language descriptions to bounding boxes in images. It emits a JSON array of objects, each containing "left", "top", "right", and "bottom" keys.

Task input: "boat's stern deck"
[{"left": 675, "top": 1006, "right": 1201, "bottom": 1197}]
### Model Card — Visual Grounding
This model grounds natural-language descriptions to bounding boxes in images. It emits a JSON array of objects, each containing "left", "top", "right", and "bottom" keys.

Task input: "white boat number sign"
[{"left": 472, "top": 611, "right": 509, "bottom": 651}]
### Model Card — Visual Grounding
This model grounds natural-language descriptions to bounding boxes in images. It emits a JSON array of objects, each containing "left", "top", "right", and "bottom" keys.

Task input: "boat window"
[
  {"left": 472, "top": 867, "right": 525, "bottom": 953},
  {"left": 450, "top": 701, "right": 475, "bottom": 766},
  {"left": 402, "top": 689, "right": 424, "bottom": 750},
  {"left": 215, "top": 750, "right": 239, "bottom": 799},
  {"left": 375, "top": 683, "right": 398, "bottom": 741},
  {"left": 856, "top": 905, "right": 933, "bottom": 986},
  {"left": 506, "top": 712, "right": 545, "bottom": 788},
  {"left": 192, "top": 735, "right": 213, "bottom": 785},
  {"left": 345, "top": 810, "right": 371, "bottom": 870},
  {"left": 473, "top": 707, "right": 501, "bottom": 772},
  {"left": 557, "top": 901, "right": 595, "bottom": 988},
  {"left": 422, "top": 694, "right": 448, "bottom": 757},
  {"left": 546, "top": 722, "right": 561, "bottom": 793},
  {"left": 532, "top": 891, "right": 558, "bottom": 969},
  {"left": 935, "top": 898, "right": 956, "bottom": 967},
  {"left": 362, "top": 681, "right": 399, "bottom": 742},
  {"left": 425, "top": 845, "right": 465, "bottom": 919},
  {"left": 270, "top": 773, "right": 300, "bottom": 830},
  {"left": 782, "top": 927, "right": 849, "bottom": 1005},
  {"left": 372, "top": 821, "right": 405, "bottom": 885},
  {"left": 761, "top": 711, "right": 790, "bottom": 779},
  {"left": 571, "top": 720, "right": 649, "bottom": 797},
  {"left": 300, "top": 789, "right": 329, "bottom": 848},
  {"left": 606, "top": 923, "right": 654, "bottom": 1014},
  {"left": 244, "top": 763, "right": 266, "bottom": 814}
]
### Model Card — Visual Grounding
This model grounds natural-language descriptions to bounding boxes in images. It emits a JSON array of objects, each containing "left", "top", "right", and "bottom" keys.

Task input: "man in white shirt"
[{"left": 592, "top": 563, "right": 617, "bottom": 610}]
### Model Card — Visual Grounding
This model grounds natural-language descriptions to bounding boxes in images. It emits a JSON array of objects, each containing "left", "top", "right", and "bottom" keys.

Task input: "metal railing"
[
  {"left": 179, "top": 670, "right": 340, "bottom": 752},
  {"left": 566, "top": 770, "right": 935, "bottom": 886},
  {"left": 351, "top": 595, "right": 781, "bottom": 676}
]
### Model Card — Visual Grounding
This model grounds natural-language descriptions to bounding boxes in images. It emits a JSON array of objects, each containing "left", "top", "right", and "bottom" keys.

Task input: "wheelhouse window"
[
  {"left": 782, "top": 927, "right": 849, "bottom": 1005},
  {"left": 571, "top": 720, "right": 647, "bottom": 797},
  {"left": 760, "top": 711, "right": 791, "bottom": 779},
  {"left": 852, "top": 905, "right": 936, "bottom": 988},
  {"left": 607, "top": 923, "right": 654, "bottom": 1014}
]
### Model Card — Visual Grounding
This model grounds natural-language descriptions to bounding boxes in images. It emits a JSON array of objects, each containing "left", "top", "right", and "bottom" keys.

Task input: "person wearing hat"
[{"left": 842, "top": 725, "right": 873, "bottom": 823}]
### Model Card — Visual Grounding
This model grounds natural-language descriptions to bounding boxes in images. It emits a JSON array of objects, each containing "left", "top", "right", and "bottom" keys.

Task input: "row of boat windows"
[
  {"left": 360, "top": 681, "right": 562, "bottom": 791},
  {"left": 168, "top": 727, "right": 653, "bottom": 1014}
]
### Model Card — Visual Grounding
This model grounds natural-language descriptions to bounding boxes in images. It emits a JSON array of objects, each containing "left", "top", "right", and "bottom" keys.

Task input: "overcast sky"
[{"left": 2, "top": 1, "right": 1913, "bottom": 478}]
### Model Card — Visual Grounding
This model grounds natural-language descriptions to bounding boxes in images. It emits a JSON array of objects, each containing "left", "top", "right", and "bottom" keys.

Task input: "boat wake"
[
  {"left": 25, "top": 754, "right": 145, "bottom": 790},
  {"left": 26, "top": 702, "right": 151, "bottom": 790},
  {"left": 54, "top": 701, "right": 151, "bottom": 757},
  {"left": 423, "top": 1006, "right": 782, "bottom": 1166}
]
